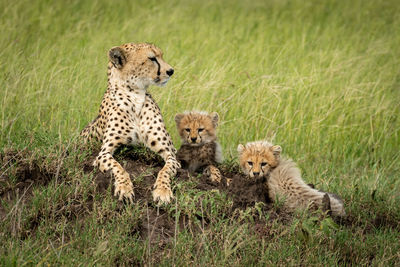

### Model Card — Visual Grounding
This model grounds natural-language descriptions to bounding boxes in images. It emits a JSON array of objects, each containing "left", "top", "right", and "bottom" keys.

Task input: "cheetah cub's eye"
[
  {"left": 261, "top": 162, "right": 268, "bottom": 167},
  {"left": 247, "top": 161, "right": 253, "bottom": 166},
  {"left": 148, "top": 57, "right": 157, "bottom": 61},
  {"left": 184, "top": 128, "right": 190, "bottom": 132},
  {"left": 198, "top": 128, "right": 204, "bottom": 133}
]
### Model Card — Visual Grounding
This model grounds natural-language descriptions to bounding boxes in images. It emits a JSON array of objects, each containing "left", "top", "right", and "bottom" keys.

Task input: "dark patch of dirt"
[
  {"left": 80, "top": 146, "right": 284, "bottom": 243},
  {"left": 370, "top": 212, "right": 400, "bottom": 230},
  {"left": 0, "top": 148, "right": 61, "bottom": 220},
  {"left": 0, "top": 145, "right": 320, "bottom": 243},
  {"left": 0, "top": 149, "right": 52, "bottom": 196},
  {"left": 222, "top": 173, "right": 271, "bottom": 209},
  {"left": 139, "top": 207, "right": 175, "bottom": 247},
  {"left": 0, "top": 145, "right": 272, "bottom": 217},
  {"left": 1, "top": 145, "right": 399, "bottom": 244},
  {"left": 340, "top": 206, "right": 400, "bottom": 234}
]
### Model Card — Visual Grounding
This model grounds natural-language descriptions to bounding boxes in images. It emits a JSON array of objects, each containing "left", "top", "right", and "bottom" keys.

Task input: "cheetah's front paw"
[
  {"left": 152, "top": 185, "right": 173, "bottom": 204},
  {"left": 114, "top": 180, "right": 134, "bottom": 204}
]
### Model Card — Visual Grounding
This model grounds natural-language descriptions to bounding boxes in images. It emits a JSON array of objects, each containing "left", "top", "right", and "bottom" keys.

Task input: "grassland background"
[{"left": 1, "top": 0, "right": 400, "bottom": 265}]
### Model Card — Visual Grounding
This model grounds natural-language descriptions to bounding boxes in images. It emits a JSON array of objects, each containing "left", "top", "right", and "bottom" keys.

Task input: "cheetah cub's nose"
[
  {"left": 191, "top": 137, "right": 197, "bottom": 142},
  {"left": 253, "top": 172, "right": 260, "bottom": 176},
  {"left": 166, "top": 69, "right": 174, "bottom": 76}
]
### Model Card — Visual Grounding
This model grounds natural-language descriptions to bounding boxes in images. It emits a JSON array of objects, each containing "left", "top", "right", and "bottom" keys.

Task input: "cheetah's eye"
[
  {"left": 247, "top": 161, "right": 253, "bottom": 166},
  {"left": 148, "top": 57, "right": 157, "bottom": 61},
  {"left": 184, "top": 128, "right": 190, "bottom": 132},
  {"left": 261, "top": 162, "right": 268, "bottom": 167},
  {"left": 198, "top": 128, "right": 204, "bottom": 133}
]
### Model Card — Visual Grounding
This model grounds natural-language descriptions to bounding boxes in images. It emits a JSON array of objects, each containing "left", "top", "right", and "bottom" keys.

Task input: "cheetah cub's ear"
[
  {"left": 209, "top": 112, "right": 219, "bottom": 128},
  {"left": 109, "top": 47, "right": 127, "bottom": 69},
  {"left": 175, "top": 113, "right": 184, "bottom": 125},
  {"left": 270, "top": 145, "right": 282, "bottom": 157},
  {"left": 237, "top": 144, "right": 245, "bottom": 155}
]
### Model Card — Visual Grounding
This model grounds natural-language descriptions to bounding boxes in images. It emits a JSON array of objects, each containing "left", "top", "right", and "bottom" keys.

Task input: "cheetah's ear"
[
  {"left": 237, "top": 144, "right": 245, "bottom": 155},
  {"left": 175, "top": 113, "right": 184, "bottom": 125},
  {"left": 270, "top": 145, "right": 282, "bottom": 157},
  {"left": 109, "top": 47, "right": 127, "bottom": 69},
  {"left": 210, "top": 112, "right": 219, "bottom": 127}
]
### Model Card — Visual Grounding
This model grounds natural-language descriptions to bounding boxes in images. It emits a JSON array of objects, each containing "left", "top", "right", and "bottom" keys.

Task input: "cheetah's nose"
[
  {"left": 166, "top": 69, "right": 174, "bottom": 76},
  {"left": 191, "top": 137, "right": 197, "bottom": 142},
  {"left": 253, "top": 172, "right": 260, "bottom": 176}
]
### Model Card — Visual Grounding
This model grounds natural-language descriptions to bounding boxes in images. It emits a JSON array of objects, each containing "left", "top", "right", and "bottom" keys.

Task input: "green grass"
[{"left": 1, "top": 0, "right": 400, "bottom": 265}]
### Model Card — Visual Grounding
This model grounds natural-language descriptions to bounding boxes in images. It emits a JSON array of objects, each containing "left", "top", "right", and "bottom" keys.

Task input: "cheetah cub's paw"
[
  {"left": 152, "top": 185, "right": 173, "bottom": 204},
  {"left": 204, "top": 166, "right": 222, "bottom": 183},
  {"left": 114, "top": 173, "right": 134, "bottom": 204}
]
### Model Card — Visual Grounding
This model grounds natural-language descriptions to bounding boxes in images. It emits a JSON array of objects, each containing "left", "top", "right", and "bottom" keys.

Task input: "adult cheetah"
[{"left": 81, "top": 43, "right": 180, "bottom": 204}]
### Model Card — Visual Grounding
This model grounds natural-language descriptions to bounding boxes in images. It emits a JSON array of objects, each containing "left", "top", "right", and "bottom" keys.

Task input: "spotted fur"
[
  {"left": 175, "top": 111, "right": 223, "bottom": 183},
  {"left": 238, "top": 141, "right": 346, "bottom": 217},
  {"left": 80, "top": 43, "right": 180, "bottom": 204}
]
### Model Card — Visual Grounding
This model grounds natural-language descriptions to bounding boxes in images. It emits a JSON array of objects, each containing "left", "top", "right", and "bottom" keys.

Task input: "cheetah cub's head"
[
  {"left": 237, "top": 141, "right": 281, "bottom": 178},
  {"left": 108, "top": 43, "right": 174, "bottom": 89},
  {"left": 175, "top": 111, "right": 219, "bottom": 146}
]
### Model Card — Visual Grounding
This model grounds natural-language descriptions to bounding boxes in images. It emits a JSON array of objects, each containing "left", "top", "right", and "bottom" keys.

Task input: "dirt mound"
[
  {"left": 0, "top": 148, "right": 60, "bottom": 218},
  {"left": 0, "top": 145, "right": 322, "bottom": 241},
  {"left": 195, "top": 170, "right": 270, "bottom": 207},
  {"left": 3, "top": 145, "right": 397, "bottom": 245},
  {"left": 79, "top": 145, "right": 280, "bottom": 243},
  {"left": 0, "top": 145, "right": 279, "bottom": 217},
  {"left": 0, "top": 149, "right": 50, "bottom": 195},
  {"left": 81, "top": 145, "right": 272, "bottom": 212}
]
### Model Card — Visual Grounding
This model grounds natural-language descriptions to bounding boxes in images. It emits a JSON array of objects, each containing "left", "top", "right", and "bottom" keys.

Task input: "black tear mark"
[{"left": 150, "top": 57, "right": 161, "bottom": 76}]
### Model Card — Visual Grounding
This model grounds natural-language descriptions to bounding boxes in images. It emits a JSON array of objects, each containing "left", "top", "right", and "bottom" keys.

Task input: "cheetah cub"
[
  {"left": 238, "top": 141, "right": 346, "bottom": 217},
  {"left": 175, "top": 111, "right": 223, "bottom": 183}
]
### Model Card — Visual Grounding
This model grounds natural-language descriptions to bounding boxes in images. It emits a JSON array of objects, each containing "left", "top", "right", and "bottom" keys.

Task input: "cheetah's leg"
[
  {"left": 138, "top": 94, "right": 180, "bottom": 204},
  {"left": 94, "top": 138, "right": 134, "bottom": 203},
  {"left": 204, "top": 165, "right": 222, "bottom": 183},
  {"left": 151, "top": 151, "right": 180, "bottom": 203},
  {"left": 80, "top": 116, "right": 102, "bottom": 143}
]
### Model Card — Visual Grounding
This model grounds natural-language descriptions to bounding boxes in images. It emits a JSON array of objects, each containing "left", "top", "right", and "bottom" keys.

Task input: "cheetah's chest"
[
  {"left": 101, "top": 88, "right": 151, "bottom": 143},
  {"left": 177, "top": 142, "right": 217, "bottom": 173}
]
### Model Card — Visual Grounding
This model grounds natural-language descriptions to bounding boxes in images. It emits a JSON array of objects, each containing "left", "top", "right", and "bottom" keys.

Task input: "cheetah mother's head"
[{"left": 108, "top": 43, "right": 174, "bottom": 89}]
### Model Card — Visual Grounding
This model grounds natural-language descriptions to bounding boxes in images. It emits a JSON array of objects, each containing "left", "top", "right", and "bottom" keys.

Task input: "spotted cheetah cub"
[
  {"left": 238, "top": 141, "right": 346, "bottom": 217},
  {"left": 175, "top": 111, "right": 223, "bottom": 183}
]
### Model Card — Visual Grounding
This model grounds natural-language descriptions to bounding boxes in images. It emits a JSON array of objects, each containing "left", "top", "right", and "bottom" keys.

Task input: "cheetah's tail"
[{"left": 327, "top": 193, "right": 346, "bottom": 218}]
